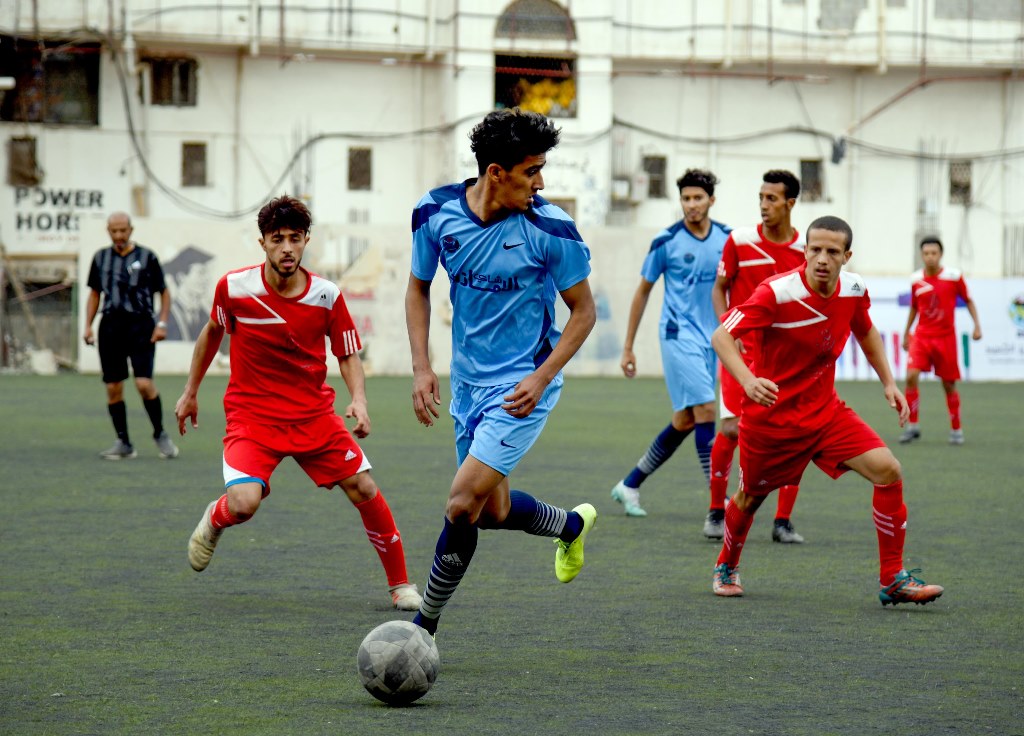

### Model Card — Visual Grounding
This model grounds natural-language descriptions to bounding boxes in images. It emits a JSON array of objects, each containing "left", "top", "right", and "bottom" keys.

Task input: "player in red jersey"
[
  {"left": 707, "top": 170, "right": 807, "bottom": 544},
  {"left": 173, "top": 196, "right": 422, "bottom": 611},
  {"left": 710, "top": 215, "right": 944, "bottom": 607},
  {"left": 900, "top": 236, "right": 982, "bottom": 446}
]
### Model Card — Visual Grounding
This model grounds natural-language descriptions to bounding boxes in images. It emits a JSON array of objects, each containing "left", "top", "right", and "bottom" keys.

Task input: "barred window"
[
  {"left": 182, "top": 142, "right": 207, "bottom": 187},
  {"left": 949, "top": 160, "right": 972, "bottom": 205},
  {"left": 800, "top": 159, "right": 824, "bottom": 202},
  {"left": 148, "top": 58, "right": 198, "bottom": 107},
  {"left": 348, "top": 147, "right": 372, "bottom": 191},
  {"left": 642, "top": 156, "right": 667, "bottom": 199}
]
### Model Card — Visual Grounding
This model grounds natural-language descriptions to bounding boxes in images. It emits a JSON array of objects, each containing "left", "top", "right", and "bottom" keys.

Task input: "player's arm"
[
  {"left": 502, "top": 278, "right": 597, "bottom": 417},
  {"left": 83, "top": 289, "right": 100, "bottom": 345},
  {"left": 405, "top": 273, "right": 440, "bottom": 427},
  {"left": 901, "top": 304, "right": 918, "bottom": 351},
  {"left": 965, "top": 296, "right": 982, "bottom": 340},
  {"left": 620, "top": 279, "right": 654, "bottom": 378},
  {"left": 152, "top": 286, "right": 171, "bottom": 343},
  {"left": 711, "top": 324, "right": 777, "bottom": 407},
  {"left": 338, "top": 350, "right": 370, "bottom": 439},
  {"left": 174, "top": 317, "right": 225, "bottom": 435},
  {"left": 856, "top": 325, "right": 909, "bottom": 426},
  {"left": 711, "top": 273, "right": 730, "bottom": 318}
]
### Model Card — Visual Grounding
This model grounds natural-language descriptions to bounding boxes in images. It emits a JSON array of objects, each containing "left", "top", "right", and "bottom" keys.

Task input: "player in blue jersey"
[
  {"left": 611, "top": 169, "right": 730, "bottom": 530},
  {"left": 405, "top": 109, "right": 598, "bottom": 636}
]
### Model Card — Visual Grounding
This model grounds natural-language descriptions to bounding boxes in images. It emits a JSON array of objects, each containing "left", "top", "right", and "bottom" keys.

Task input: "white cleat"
[
  {"left": 188, "top": 501, "right": 222, "bottom": 572},
  {"left": 610, "top": 481, "right": 647, "bottom": 517},
  {"left": 390, "top": 583, "right": 422, "bottom": 611},
  {"left": 949, "top": 429, "right": 964, "bottom": 445}
]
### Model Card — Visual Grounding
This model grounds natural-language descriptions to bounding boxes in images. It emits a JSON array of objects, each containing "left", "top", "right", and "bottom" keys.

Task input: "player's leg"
[
  {"left": 612, "top": 340, "right": 701, "bottom": 516},
  {"left": 412, "top": 456, "right": 496, "bottom": 634},
  {"left": 901, "top": 354, "right": 924, "bottom": 442},
  {"left": 943, "top": 380, "right": 963, "bottom": 444},
  {"left": 715, "top": 433, "right": 810, "bottom": 596},
  {"left": 462, "top": 379, "right": 594, "bottom": 583},
  {"left": 772, "top": 484, "right": 804, "bottom": 544},
  {"left": 129, "top": 331, "right": 178, "bottom": 459},
  {"left": 339, "top": 471, "right": 421, "bottom": 611},
  {"left": 98, "top": 318, "right": 136, "bottom": 459},
  {"left": 706, "top": 371, "right": 741, "bottom": 539},
  {"left": 188, "top": 422, "right": 279, "bottom": 571},
  {"left": 935, "top": 335, "right": 964, "bottom": 444},
  {"left": 815, "top": 408, "right": 942, "bottom": 606}
]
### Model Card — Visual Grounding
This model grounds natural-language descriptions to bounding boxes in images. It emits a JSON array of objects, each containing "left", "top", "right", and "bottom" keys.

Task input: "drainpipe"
[
  {"left": 249, "top": 0, "right": 260, "bottom": 56},
  {"left": 877, "top": 0, "right": 887, "bottom": 74},
  {"left": 723, "top": 0, "right": 733, "bottom": 69},
  {"left": 425, "top": 0, "right": 436, "bottom": 61}
]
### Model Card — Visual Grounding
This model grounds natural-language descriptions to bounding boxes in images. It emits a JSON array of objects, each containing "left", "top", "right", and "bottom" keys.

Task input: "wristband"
[{"left": 156, "top": 321, "right": 168, "bottom": 329}]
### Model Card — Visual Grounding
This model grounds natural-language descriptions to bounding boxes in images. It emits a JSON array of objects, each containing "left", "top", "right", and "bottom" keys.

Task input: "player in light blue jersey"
[
  {"left": 612, "top": 169, "right": 730, "bottom": 527},
  {"left": 405, "top": 109, "right": 598, "bottom": 636}
]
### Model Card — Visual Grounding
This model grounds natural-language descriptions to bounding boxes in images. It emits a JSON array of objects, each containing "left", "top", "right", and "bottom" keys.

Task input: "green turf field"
[{"left": 2, "top": 373, "right": 1022, "bottom": 734}]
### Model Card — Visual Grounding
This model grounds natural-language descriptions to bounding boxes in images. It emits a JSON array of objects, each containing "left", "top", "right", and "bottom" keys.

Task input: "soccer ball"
[{"left": 357, "top": 620, "right": 440, "bottom": 705}]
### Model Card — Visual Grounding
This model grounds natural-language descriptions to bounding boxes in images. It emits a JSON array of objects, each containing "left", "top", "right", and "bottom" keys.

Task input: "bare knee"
[
  {"left": 720, "top": 419, "right": 739, "bottom": 441},
  {"left": 339, "top": 471, "right": 377, "bottom": 504},
  {"left": 876, "top": 457, "right": 902, "bottom": 486},
  {"left": 671, "top": 410, "right": 695, "bottom": 432},
  {"left": 732, "top": 490, "right": 765, "bottom": 514},
  {"left": 228, "top": 487, "right": 263, "bottom": 520}
]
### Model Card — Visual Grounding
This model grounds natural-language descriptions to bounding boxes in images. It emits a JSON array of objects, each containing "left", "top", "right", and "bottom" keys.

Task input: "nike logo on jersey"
[
  {"left": 500, "top": 439, "right": 516, "bottom": 448},
  {"left": 502, "top": 242, "right": 524, "bottom": 250}
]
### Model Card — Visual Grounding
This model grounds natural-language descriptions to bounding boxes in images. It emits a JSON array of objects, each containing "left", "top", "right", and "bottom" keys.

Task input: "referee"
[{"left": 83, "top": 212, "right": 178, "bottom": 460}]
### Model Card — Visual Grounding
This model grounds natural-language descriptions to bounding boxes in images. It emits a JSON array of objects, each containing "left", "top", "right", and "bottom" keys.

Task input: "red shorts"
[
  {"left": 222, "top": 413, "right": 371, "bottom": 495},
  {"left": 738, "top": 405, "right": 886, "bottom": 495},
  {"left": 907, "top": 333, "right": 960, "bottom": 381}
]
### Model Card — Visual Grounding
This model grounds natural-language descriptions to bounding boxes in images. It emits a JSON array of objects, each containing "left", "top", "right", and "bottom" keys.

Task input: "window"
[
  {"left": 545, "top": 198, "right": 576, "bottom": 220},
  {"left": 949, "top": 160, "right": 971, "bottom": 205},
  {"left": 7, "top": 136, "right": 40, "bottom": 186},
  {"left": 495, "top": 0, "right": 576, "bottom": 40},
  {"left": 147, "top": 57, "right": 197, "bottom": 107},
  {"left": 0, "top": 35, "right": 100, "bottom": 125},
  {"left": 182, "top": 142, "right": 207, "bottom": 187},
  {"left": 800, "top": 159, "right": 824, "bottom": 202},
  {"left": 348, "top": 147, "right": 372, "bottom": 191},
  {"left": 642, "top": 156, "right": 667, "bottom": 199},
  {"left": 495, "top": 54, "right": 576, "bottom": 118}
]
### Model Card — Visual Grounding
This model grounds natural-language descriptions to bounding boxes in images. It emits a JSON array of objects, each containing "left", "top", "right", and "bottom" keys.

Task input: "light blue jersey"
[
  {"left": 641, "top": 219, "right": 731, "bottom": 348},
  {"left": 411, "top": 181, "right": 592, "bottom": 387}
]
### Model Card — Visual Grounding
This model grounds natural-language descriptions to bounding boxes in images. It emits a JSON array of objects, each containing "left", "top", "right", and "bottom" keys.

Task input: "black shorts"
[{"left": 98, "top": 313, "right": 156, "bottom": 383}]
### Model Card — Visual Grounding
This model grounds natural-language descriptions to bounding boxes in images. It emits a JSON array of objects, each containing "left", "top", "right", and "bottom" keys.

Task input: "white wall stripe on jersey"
[
  {"left": 235, "top": 295, "right": 287, "bottom": 325},
  {"left": 723, "top": 310, "right": 744, "bottom": 332}
]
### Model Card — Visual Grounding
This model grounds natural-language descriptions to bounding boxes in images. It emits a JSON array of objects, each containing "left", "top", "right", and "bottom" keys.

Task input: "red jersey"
[
  {"left": 909, "top": 267, "right": 969, "bottom": 339},
  {"left": 717, "top": 224, "right": 807, "bottom": 307},
  {"left": 720, "top": 266, "right": 873, "bottom": 437},
  {"left": 212, "top": 265, "right": 362, "bottom": 424}
]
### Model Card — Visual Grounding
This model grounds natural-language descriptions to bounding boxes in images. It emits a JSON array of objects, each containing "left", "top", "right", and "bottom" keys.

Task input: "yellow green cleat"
[{"left": 554, "top": 503, "right": 597, "bottom": 583}]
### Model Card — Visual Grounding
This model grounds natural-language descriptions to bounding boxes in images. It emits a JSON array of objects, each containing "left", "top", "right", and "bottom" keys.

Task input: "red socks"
[
  {"left": 775, "top": 485, "right": 799, "bottom": 521},
  {"left": 210, "top": 494, "right": 242, "bottom": 529},
  {"left": 946, "top": 391, "right": 961, "bottom": 430},
  {"left": 906, "top": 388, "right": 920, "bottom": 424},
  {"left": 709, "top": 433, "right": 737, "bottom": 511},
  {"left": 356, "top": 491, "right": 410, "bottom": 588},
  {"left": 717, "top": 496, "right": 755, "bottom": 569},
  {"left": 872, "top": 480, "right": 907, "bottom": 586}
]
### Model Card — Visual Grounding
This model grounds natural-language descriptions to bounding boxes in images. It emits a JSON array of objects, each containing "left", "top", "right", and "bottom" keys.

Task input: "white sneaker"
[
  {"left": 100, "top": 439, "right": 137, "bottom": 460},
  {"left": 949, "top": 429, "right": 964, "bottom": 445},
  {"left": 155, "top": 431, "right": 179, "bottom": 459},
  {"left": 610, "top": 481, "right": 647, "bottom": 517},
  {"left": 188, "top": 501, "right": 222, "bottom": 572},
  {"left": 390, "top": 583, "right": 422, "bottom": 611}
]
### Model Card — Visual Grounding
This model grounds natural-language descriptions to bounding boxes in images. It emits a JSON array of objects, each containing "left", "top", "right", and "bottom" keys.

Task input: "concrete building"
[{"left": 2, "top": 0, "right": 1023, "bottom": 375}]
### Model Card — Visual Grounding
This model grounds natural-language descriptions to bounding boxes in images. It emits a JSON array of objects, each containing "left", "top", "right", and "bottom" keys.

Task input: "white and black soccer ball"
[{"left": 357, "top": 620, "right": 440, "bottom": 705}]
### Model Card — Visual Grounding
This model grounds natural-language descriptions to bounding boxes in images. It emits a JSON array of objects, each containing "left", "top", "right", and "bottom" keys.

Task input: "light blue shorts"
[
  {"left": 450, "top": 374, "right": 563, "bottom": 476},
  {"left": 660, "top": 339, "right": 717, "bottom": 411}
]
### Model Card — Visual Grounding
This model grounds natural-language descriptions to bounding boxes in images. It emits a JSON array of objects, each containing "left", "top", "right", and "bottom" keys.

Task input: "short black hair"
[
  {"left": 919, "top": 235, "right": 944, "bottom": 253},
  {"left": 807, "top": 215, "right": 853, "bottom": 251},
  {"left": 676, "top": 168, "right": 719, "bottom": 197},
  {"left": 763, "top": 169, "right": 801, "bottom": 200},
  {"left": 470, "top": 108, "right": 561, "bottom": 175},
  {"left": 258, "top": 195, "right": 312, "bottom": 235}
]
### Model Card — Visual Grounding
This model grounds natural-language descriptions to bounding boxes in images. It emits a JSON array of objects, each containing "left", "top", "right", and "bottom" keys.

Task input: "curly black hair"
[
  {"left": 469, "top": 109, "right": 561, "bottom": 175},
  {"left": 763, "top": 169, "right": 801, "bottom": 200},
  {"left": 676, "top": 168, "right": 719, "bottom": 196},
  {"left": 257, "top": 195, "right": 312, "bottom": 235}
]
